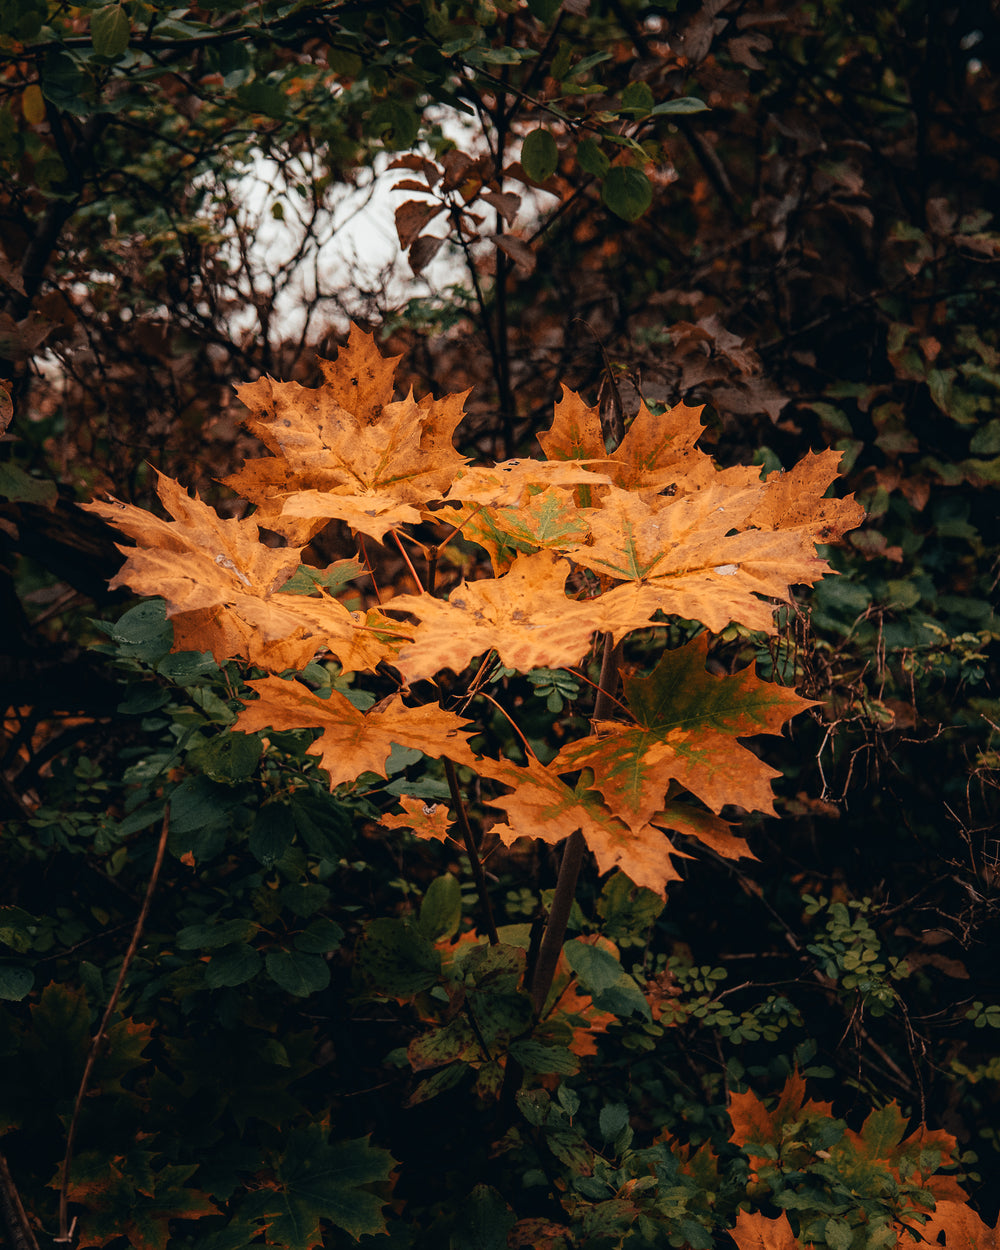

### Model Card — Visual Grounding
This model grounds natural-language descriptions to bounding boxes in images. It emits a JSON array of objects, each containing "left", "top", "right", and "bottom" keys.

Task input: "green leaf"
[
  {"left": 265, "top": 950, "right": 331, "bottom": 997},
  {"left": 293, "top": 919, "right": 345, "bottom": 954},
  {"left": 597, "top": 872, "right": 664, "bottom": 947},
  {"left": 0, "top": 965, "right": 33, "bottom": 1001},
  {"left": 280, "top": 883, "right": 330, "bottom": 918},
  {"left": 599, "top": 1102, "right": 630, "bottom": 1141},
  {"left": 370, "top": 99, "right": 419, "bottom": 150},
  {"left": 526, "top": 0, "right": 562, "bottom": 22},
  {"left": 250, "top": 802, "right": 295, "bottom": 867},
  {"left": 204, "top": 943, "right": 261, "bottom": 988},
  {"left": 521, "top": 128, "right": 559, "bottom": 182},
  {"left": 244, "top": 1125, "right": 395, "bottom": 1245},
  {"left": 359, "top": 918, "right": 441, "bottom": 997},
  {"left": 0, "top": 464, "right": 57, "bottom": 507},
  {"left": 277, "top": 558, "right": 365, "bottom": 596},
  {"left": 452, "top": 1184, "right": 516, "bottom": 1250},
  {"left": 577, "top": 137, "right": 610, "bottom": 178},
  {"left": 91, "top": 4, "right": 130, "bottom": 58},
  {"left": 191, "top": 731, "right": 261, "bottom": 783},
  {"left": 108, "top": 599, "right": 174, "bottom": 661},
  {"left": 602, "top": 166, "right": 652, "bottom": 222},
  {"left": 620, "top": 81, "right": 654, "bottom": 117},
  {"left": 508, "top": 1039, "right": 578, "bottom": 1075},
  {"left": 418, "top": 873, "right": 462, "bottom": 942},
  {"left": 563, "top": 941, "right": 651, "bottom": 1020},
  {"left": 650, "top": 96, "right": 709, "bottom": 115},
  {"left": 0, "top": 906, "right": 38, "bottom": 954},
  {"left": 177, "top": 919, "right": 259, "bottom": 950}
]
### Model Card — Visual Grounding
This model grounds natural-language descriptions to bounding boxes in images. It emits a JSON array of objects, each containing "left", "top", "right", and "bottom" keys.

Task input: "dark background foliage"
[{"left": 1, "top": 1, "right": 998, "bottom": 1247}]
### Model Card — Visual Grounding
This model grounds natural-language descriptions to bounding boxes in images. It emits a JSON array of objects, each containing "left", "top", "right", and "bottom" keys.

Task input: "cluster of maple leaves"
[{"left": 85, "top": 324, "right": 865, "bottom": 899}]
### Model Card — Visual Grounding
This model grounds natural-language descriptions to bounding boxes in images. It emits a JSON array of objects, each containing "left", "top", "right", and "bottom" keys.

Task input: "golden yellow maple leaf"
[
  {"left": 221, "top": 324, "right": 470, "bottom": 543},
  {"left": 83, "top": 471, "right": 398, "bottom": 673}
]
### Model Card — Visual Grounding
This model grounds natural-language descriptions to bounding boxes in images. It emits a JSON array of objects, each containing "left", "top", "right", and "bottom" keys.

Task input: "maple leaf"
[
  {"left": 221, "top": 324, "right": 470, "bottom": 542},
  {"left": 454, "top": 488, "right": 591, "bottom": 574},
  {"left": 537, "top": 385, "right": 718, "bottom": 499},
  {"left": 84, "top": 471, "right": 395, "bottom": 673},
  {"left": 728, "top": 1068, "right": 834, "bottom": 1175},
  {"left": 920, "top": 1201, "right": 1000, "bottom": 1248},
  {"left": 381, "top": 795, "right": 454, "bottom": 843},
  {"left": 386, "top": 550, "right": 612, "bottom": 684},
  {"left": 555, "top": 634, "right": 813, "bottom": 834},
  {"left": 243, "top": 1125, "right": 395, "bottom": 1247},
  {"left": 565, "top": 463, "right": 864, "bottom": 633},
  {"left": 233, "top": 677, "right": 480, "bottom": 787},
  {"left": 728, "top": 1210, "right": 804, "bottom": 1250},
  {"left": 446, "top": 458, "right": 611, "bottom": 508},
  {"left": 478, "top": 752, "right": 723, "bottom": 896}
]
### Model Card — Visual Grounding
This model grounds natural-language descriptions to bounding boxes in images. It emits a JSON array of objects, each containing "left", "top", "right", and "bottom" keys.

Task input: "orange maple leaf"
[
  {"left": 232, "top": 677, "right": 480, "bottom": 787},
  {"left": 919, "top": 1201, "right": 1000, "bottom": 1247},
  {"left": 83, "top": 471, "right": 398, "bottom": 673},
  {"left": 380, "top": 795, "right": 454, "bottom": 843},
  {"left": 478, "top": 752, "right": 730, "bottom": 896},
  {"left": 386, "top": 550, "right": 616, "bottom": 683},
  {"left": 221, "top": 324, "right": 470, "bottom": 542},
  {"left": 729, "top": 1210, "right": 805, "bottom": 1250},
  {"left": 728, "top": 1068, "right": 834, "bottom": 1176},
  {"left": 537, "top": 385, "right": 718, "bottom": 499},
  {"left": 564, "top": 457, "right": 864, "bottom": 633}
]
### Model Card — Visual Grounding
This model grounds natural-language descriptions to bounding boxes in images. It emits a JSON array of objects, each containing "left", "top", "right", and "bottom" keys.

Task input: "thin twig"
[
  {"left": 0, "top": 1150, "right": 41, "bottom": 1250},
  {"left": 444, "top": 759, "right": 499, "bottom": 945},
  {"left": 58, "top": 808, "right": 171, "bottom": 1244}
]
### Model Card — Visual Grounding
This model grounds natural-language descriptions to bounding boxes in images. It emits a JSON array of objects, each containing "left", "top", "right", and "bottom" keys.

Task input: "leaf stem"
[
  {"left": 58, "top": 808, "right": 171, "bottom": 1243},
  {"left": 444, "top": 757, "right": 499, "bottom": 945},
  {"left": 528, "top": 634, "right": 619, "bottom": 1015}
]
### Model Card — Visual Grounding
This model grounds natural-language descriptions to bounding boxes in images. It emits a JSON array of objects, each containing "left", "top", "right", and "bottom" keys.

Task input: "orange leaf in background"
[
  {"left": 232, "top": 677, "right": 480, "bottom": 788},
  {"left": 221, "top": 324, "right": 470, "bottom": 542},
  {"left": 728, "top": 1068, "right": 834, "bottom": 1175},
  {"left": 920, "top": 1201, "right": 1000, "bottom": 1247},
  {"left": 729, "top": 1210, "right": 804, "bottom": 1250},
  {"left": 380, "top": 795, "right": 454, "bottom": 843},
  {"left": 386, "top": 550, "right": 614, "bottom": 683}
]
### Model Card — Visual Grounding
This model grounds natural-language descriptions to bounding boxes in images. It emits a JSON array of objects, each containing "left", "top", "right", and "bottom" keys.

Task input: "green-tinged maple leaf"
[
  {"left": 83, "top": 471, "right": 396, "bottom": 673},
  {"left": 63, "top": 1153, "right": 218, "bottom": 1250},
  {"left": 454, "top": 489, "right": 591, "bottom": 574},
  {"left": 243, "top": 1125, "right": 395, "bottom": 1247},
  {"left": 386, "top": 550, "right": 608, "bottom": 683},
  {"left": 221, "top": 324, "right": 470, "bottom": 542},
  {"left": 555, "top": 634, "right": 814, "bottom": 831},
  {"left": 232, "top": 676, "right": 480, "bottom": 786}
]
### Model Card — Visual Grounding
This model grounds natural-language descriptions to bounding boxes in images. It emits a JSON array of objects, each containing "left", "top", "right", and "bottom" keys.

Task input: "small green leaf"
[
  {"left": 266, "top": 950, "right": 331, "bottom": 997},
  {"left": 359, "top": 918, "right": 441, "bottom": 997},
  {"left": 418, "top": 874, "right": 462, "bottom": 942},
  {"left": 177, "top": 919, "right": 259, "bottom": 950},
  {"left": 576, "top": 137, "right": 610, "bottom": 178},
  {"left": 0, "top": 964, "right": 34, "bottom": 1001},
  {"left": 293, "top": 919, "right": 345, "bottom": 954},
  {"left": 508, "top": 1039, "right": 578, "bottom": 1075},
  {"left": 599, "top": 1102, "right": 630, "bottom": 1141},
  {"left": 521, "top": 128, "right": 559, "bottom": 182},
  {"left": 650, "top": 96, "right": 709, "bottom": 116},
  {"left": 0, "top": 464, "right": 57, "bottom": 507},
  {"left": 526, "top": 0, "right": 562, "bottom": 22},
  {"left": 91, "top": 4, "right": 130, "bottom": 57},
  {"left": 452, "top": 1184, "right": 516, "bottom": 1250},
  {"left": 249, "top": 802, "right": 295, "bottom": 867},
  {"left": 204, "top": 943, "right": 261, "bottom": 988},
  {"left": 602, "top": 166, "right": 652, "bottom": 222},
  {"left": 620, "top": 81, "right": 654, "bottom": 117}
]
